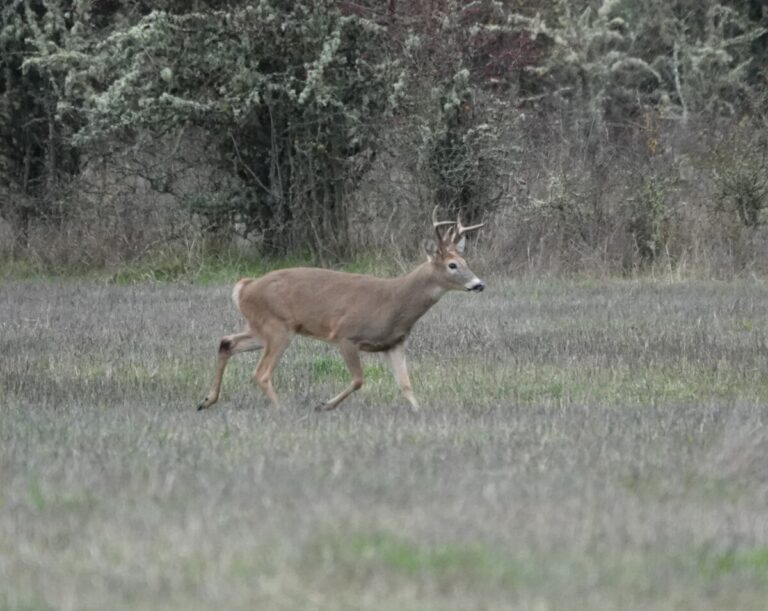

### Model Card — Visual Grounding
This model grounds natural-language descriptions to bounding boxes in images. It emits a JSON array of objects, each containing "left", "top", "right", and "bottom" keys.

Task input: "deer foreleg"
[{"left": 386, "top": 343, "right": 419, "bottom": 410}]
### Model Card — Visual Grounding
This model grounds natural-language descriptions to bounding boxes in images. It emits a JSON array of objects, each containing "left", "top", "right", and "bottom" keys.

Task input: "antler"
[
  {"left": 432, "top": 207, "right": 485, "bottom": 247},
  {"left": 432, "top": 205, "right": 455, "bottom": 244},
  {"left": 455, "top": 214, "right": 485, "bottom": 239}
]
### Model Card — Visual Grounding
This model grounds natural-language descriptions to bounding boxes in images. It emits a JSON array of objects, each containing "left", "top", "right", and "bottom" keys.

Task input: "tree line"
[{"left": 1, "top": 0, "right": 767, "bottom": 269}]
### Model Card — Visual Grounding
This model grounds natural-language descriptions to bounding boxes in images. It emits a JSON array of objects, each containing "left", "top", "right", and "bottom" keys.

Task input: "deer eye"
[{"left": 448, "top": 262, "right": 458, "bottom": 270}]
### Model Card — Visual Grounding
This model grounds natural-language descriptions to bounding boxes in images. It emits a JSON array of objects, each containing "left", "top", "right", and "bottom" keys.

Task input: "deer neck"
[{"left": 391, "top": 262, "right": 446, "bottom": 319}]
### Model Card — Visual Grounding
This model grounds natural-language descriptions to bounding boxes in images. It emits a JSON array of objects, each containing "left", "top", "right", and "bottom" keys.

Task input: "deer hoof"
[{"left": 314, "top": 402, "right": 335, "bottom": 412}]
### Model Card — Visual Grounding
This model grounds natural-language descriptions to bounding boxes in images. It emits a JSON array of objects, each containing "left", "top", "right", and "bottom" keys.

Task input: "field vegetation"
[
  {"left": 2, "top": 1, "right": 768, "bottom": 609},
  {"left": 2, "top": 274, "right": 768, "bottom": 609}
]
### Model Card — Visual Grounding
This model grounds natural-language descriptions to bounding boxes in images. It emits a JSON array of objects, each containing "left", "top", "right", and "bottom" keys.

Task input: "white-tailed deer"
[{"left": 197, "top": 208, "right": 485, "bottom": 412}]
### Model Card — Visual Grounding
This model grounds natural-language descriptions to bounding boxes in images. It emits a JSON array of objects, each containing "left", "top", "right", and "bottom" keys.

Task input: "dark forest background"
[{"left": 1, "top": 0, "right": 767, "bottom": 274}]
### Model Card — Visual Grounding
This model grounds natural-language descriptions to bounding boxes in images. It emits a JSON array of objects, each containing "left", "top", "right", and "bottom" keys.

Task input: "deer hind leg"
[
  {"left": 386, "top": 342, "right": 419, "bottom": 410},
  {"left": 198, "top": 332, "right": 263, "bottom": 410},
  {"left": 252, "top": 328, "right": 291, "bottom": 408},
  {"left": 316, "top": 340, "right": 363, "bottom": 412}
]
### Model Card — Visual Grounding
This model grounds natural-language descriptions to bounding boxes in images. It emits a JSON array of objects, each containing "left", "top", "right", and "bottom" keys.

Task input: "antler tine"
[
  {"left": 432, "top": 205, "right": 455, "bottom": 243},
  {"left": 455, "top": 213, "right": 485, "bottom": 240}
]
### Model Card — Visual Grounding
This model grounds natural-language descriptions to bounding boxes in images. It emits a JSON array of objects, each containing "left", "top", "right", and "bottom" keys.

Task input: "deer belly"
[{"left": 357, "top": 334, "right": 406, "bottom": 353}]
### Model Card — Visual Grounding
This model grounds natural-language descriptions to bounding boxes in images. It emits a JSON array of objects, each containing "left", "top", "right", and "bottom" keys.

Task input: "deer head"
[{"left": 429, "top": 206, "right": 485, "bottom": 292}]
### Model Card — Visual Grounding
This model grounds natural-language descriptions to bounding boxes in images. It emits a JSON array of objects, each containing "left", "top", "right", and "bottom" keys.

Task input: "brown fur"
[{"left": 197, "top": 215, "right": 484, "bottom": 412}]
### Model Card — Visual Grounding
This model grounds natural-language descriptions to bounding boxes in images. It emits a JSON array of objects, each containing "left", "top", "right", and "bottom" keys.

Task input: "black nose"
[{"left": 473, "top": 282, "right": 485, "bottom": 292}]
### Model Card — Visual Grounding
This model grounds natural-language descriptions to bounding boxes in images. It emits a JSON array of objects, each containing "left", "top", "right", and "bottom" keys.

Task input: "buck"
[{"left": 197, "top": 209, "right": 485, "bottom": 412}]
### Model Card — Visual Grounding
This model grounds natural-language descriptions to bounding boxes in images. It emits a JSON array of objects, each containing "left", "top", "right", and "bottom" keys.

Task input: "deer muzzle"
[{"left": 466, "top": 279, "right": 485, "bottom": 292}]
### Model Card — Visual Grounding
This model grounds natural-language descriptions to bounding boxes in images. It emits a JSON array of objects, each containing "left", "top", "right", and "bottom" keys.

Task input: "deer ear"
[
  {"left": 455, "top": 235, "right": 466, "bottom": 254},
  {"left": 422, "top": 238, "right": 437, "bottom": 262}
]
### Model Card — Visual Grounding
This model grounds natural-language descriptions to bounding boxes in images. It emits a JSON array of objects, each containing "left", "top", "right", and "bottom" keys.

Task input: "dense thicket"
[{"left": 1, "top": 0, "right": 767, "bottom": 271}]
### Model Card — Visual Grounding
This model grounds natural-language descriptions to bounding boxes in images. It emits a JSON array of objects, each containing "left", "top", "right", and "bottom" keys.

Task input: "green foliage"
[
  {"left": 422, "top": 69, "right": 511, "bottom": 223},
  {"left": 532, "top": 1, "right": 660, "bottom": 125},
  {"left": 30, "top": 1, "right": 401, "bottom": 257},
  {"left": 629, "top": 174, "right": 673, "bottom": 264},
  {"left": 2, "top": 0, "right": 768, "bottom": 273},
  {"left": 0, "top": 0, "right": 79, "bottom": 245},
  {"left": 714, "top": 125, "right": 768, "bottom": 228},
  {"left": 402, "top": 8, "right": 522, "bottom": 227},
  {"left": 529, "top": 0, "right": 766, "bottom": 126}
]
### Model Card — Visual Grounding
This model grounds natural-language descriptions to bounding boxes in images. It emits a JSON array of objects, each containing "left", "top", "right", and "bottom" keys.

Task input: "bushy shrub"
[
  {"left": 28, "top": 1, "right": 401, "bottom": 258},
  {"left": 713, "top": 125, "right": 768, "bottom": 229}
]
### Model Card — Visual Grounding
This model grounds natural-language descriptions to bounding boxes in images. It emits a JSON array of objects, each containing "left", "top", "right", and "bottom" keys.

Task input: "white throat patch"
[{"left": 429, "top": 285, "right": 447, "bottom": 301}]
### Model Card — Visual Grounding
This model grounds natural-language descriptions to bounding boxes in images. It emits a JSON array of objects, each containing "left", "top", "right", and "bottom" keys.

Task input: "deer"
[{"left": 197, "top": 208, "right": 485, "bottom": 412}]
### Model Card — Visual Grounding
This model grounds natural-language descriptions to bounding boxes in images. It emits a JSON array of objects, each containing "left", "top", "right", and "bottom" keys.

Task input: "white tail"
[
  {"left": 231, "top": 279, "right": 248, "bottom": 312},
  {"left": 197, "top": 208, "right": 485, "bottom": 412}
]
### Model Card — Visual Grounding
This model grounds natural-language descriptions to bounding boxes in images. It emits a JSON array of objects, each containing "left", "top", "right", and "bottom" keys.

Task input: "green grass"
[
  {"left": 2, "top": 276, "right": 768, "bottom": 609},
  {"left": 701, "top": 547, "right": 768, "bottom": 579},
  {"left": 0, "top": 250, "right": 401, "bottom": 285},
  {"left": 307, "top": 530, "right": 525, "bottom": 580},
  {"left": 312, "top": 355, "right": 390, "bottom": 384}
]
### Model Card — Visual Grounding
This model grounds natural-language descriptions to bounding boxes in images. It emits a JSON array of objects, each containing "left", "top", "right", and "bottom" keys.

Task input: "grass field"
[{"left": 2, "top": 275, "right": 768, "bottom": 610}]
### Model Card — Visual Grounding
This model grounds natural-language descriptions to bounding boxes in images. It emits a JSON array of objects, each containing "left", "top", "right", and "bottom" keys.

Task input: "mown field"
[{"left": 2, "top": 275, "right": 768, "bottom": 610}]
